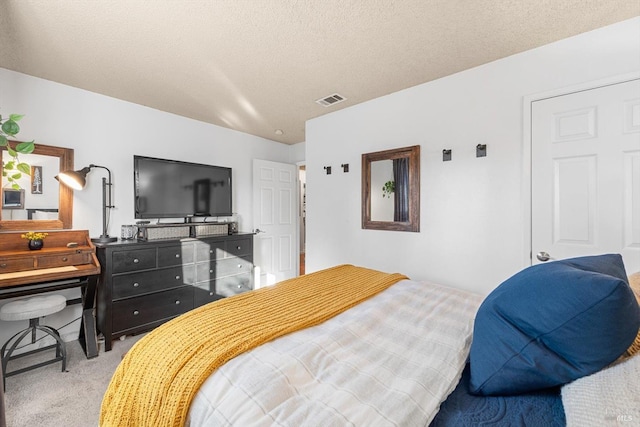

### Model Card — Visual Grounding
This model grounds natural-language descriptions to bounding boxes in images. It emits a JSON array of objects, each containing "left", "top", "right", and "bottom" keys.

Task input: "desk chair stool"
[{"left": 0, "top": 295, "right": 67, "bottom": 390}]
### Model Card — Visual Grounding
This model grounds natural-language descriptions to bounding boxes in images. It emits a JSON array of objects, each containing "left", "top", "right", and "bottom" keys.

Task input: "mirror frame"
[
  {"left": 1, "top": 142, "right": 74, "bottom": 231},
  {"left": 362, "top": 145, "right": 420, "bottom": 232}
]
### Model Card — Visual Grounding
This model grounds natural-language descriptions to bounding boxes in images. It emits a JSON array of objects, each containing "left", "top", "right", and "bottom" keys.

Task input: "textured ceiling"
[{"left": 0, "top": 1, "right": 638, "bottom": 145}]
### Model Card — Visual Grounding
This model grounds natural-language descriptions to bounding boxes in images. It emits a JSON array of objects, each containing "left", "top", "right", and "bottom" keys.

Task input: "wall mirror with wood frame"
[
  {"left": 0, "top": 142, "right": 74, "bottom": 231},
  {"left": 362, "top": 145, "right": 420, "bottom": 232}
]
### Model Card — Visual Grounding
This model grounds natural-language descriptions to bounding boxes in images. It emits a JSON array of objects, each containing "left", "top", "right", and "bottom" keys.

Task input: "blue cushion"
[{"left": 469, "top": 254, "right": 640, "bottom": 396}]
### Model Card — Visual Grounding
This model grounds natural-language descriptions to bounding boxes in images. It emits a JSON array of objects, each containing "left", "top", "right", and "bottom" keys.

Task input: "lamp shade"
[
  {"left": 55, "top": 167, "right": 91, "bottom": 190},
  {"left": 55, "top": 164, "right": 117, "bottom": 243}
]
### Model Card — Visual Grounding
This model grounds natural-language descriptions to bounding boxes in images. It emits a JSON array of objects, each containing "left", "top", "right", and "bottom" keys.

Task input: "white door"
[
  {"left": 531, "top": 79, "right": 640, "bottom": 273},
  {"left": 252, "top": 159, "right": 298, "bottom": 287}
]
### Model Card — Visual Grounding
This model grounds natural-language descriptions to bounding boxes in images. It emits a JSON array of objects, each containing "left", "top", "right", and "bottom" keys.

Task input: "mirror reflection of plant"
[
  {"left": 1, "top": 114, "right": 35, "bottom": 189},
  {"left": 382, "top": 180, "right": 395, "bottom": 198}
]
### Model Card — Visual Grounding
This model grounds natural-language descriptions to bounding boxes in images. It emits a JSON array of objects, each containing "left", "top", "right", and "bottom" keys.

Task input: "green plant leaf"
[
  {"left": 1, "top": 119, "right": 20, "bottom": 136},
  {"left": 15, "top": 140, "right": 35, "bottom": 154},
  {"left": 382, "top": 180, "right": 395, "bottom": 197},
  {"left": 17, "top": 163, "right": 31, "bottom": 174},
  {"left": 1, "top": 113, "right": 34, "bottom": 191}
]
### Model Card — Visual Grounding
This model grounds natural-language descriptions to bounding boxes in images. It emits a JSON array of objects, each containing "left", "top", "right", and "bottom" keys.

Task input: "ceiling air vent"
[{"left": 315, "top": 93, "right": 346, "bottom": 107}]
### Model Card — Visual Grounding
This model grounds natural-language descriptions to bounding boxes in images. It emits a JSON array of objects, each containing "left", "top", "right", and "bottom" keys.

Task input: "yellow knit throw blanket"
[{"left": 100, "top": 264, "right": 407, "bottom": 427}]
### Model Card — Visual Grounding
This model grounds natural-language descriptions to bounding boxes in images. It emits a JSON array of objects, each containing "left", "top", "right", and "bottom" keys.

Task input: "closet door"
[{"left": 531, "top": 78, "right": 640, "bottom": 272}]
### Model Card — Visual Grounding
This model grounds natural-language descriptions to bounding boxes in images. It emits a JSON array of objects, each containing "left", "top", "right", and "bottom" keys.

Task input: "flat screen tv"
[{"left": 134, "top": 155, "right": 232, "bottom": 219}]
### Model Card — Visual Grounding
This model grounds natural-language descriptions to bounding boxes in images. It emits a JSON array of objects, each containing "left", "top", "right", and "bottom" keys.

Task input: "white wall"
[
  {"left": 305, "top": 18, "right": 640, "bottom": 295},
  {"left": 0, "top": 68, "right": 293, "bottom": 233},
  {"left": 289, "top": 141, "right": 306, "bottom": 164},
  {"left": 0, "top": 68, "right": 294, "bottom": 347}
]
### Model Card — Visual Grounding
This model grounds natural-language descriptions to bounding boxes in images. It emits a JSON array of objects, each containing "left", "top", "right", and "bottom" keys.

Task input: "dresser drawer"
[
  {"left": 216, "top": 257, "right": 252, "bottom": 278},
  {"left": 112, "top": 248, "right": 156, "bottom": 273},
  {"left": 195, "top": 261, "right": 216, "bottom": 284},
  {"left": 0, "top": 251, "right": 91, "bottom": 272},
  {"left": 37, "top": 252, "right": 91, "bottom": 269},
  {"left": 112, "top": 265, "right": 195, "bottom": 300},
  {"left": 158, "top": 244, "right": 194, "bottom": 267},
  {"left": 0, "top": 258, "right": 34, "bottom": 273},
  {"left": 225, "top": 238, "right": 252, "bottom": 258},
  {"left": 216, "top": 273, "right": 252, "bottom": 297},
  {"left": 112, "top": 286, "right": 194, "bottom": 333},
  {"left": 194, "top": 259, "right": 253, "bottom": 283},
  {"left": 193, "top": 284, "right": 223, "bottom": 306},
  {"left": 195, "top": 241, "right": 226, "bottom": 262}
]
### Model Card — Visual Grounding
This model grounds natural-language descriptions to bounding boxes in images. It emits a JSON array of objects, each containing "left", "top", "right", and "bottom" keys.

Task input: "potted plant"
[
  {"left": 21, "top": 231, "right": 49, "bottom": 250},
  {"left": 1, "top": 113, "right": 36, "bottom": 190}
]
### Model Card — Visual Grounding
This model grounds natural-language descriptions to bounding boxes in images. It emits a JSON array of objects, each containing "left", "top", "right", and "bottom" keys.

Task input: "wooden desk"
[{"left": 0, "top": 230, "right": 101, "bottom": 359}]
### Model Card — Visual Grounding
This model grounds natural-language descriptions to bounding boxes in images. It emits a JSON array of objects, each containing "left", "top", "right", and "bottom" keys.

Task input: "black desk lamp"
[{"left": 56, "top": 164, "right": 117, "bottom": 243}]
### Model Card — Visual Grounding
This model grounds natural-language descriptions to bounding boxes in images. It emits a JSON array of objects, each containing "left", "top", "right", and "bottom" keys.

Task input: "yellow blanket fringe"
[{"left": 100, "top": 264, "right": 407, "bottom": 427}]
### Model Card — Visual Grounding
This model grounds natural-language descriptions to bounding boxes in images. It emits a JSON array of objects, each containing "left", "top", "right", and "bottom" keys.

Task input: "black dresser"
[{"left": 95, "top": 233, "right": 253, "bottom": 351}]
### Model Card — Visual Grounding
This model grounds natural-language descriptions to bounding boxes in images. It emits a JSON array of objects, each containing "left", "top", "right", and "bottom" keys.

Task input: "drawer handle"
[
  {"left": 175, "top": 300, "right": 181, "bottom": 305},
  {"left": 175, "top": 254, "right": 180, "bottom": 258},
  {"left": 61, "top": 257, "right": 68, "bottom": 262},
  {"left": 209, "top": 269, "right": 213, "bottom": 273},
  {"left": 237, "top": 246, "right": 241, "bottom": 250},
  {"left": 133, "top": 310, "right": 140, "bottom": 316},
  {"left": 238, "top": 264, "right": 243, "bottom": 269},
  {"left": 133, "top": 258, "right": 139, "bottom": 264},
  {"left": 0, "top": 263, "right": 7, "bottom": 268},
  {"left": 175, "top": 275, "right": 181, "bottom": 280},
  {"left": 133, "top": 282, "right": 140, "bottom": 287},
  {"left": 237, "top": 284, "right": 242, "bottom": 289},
  {"left": 209, "top": 292, "right": 214, "bottom": 296},
  {"left": 209, "top": 250, "right": 213, "bottom": 254}
]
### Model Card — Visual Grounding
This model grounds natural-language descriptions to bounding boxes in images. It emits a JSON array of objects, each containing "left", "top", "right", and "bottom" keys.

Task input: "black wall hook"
[
  {"left": 442, "top": 149, "right": 452, "bottom": 162},
  {"left": 476, "top": 144, "right": 487, "bottom": 158},
  {"left": 341, "top": 164, "right": 349, "bottom": 173},
  {"left": 324, "top": 166, "right": 332, "bottom": 175}
]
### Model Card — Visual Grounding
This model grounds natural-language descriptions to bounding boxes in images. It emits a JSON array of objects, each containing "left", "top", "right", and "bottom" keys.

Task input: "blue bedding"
[{"left": 430, "top": 364, "right": 566, "bottom": 426}]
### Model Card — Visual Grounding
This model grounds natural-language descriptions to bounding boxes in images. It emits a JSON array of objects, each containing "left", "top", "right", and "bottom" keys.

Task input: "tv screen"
[{"left": 134, "top": 156, "right": 232, "bottom": 219}]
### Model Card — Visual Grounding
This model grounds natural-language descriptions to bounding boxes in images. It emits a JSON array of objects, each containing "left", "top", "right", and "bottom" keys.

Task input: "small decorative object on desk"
[
  {"left": 120, "top": 224, "right": 137, "bottom": 240},
  {"left": 21, "top": 231, "right": 49, "bottom": 250}
]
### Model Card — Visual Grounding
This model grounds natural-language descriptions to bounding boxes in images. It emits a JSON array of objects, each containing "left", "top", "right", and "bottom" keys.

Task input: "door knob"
[
  {"left": 254, "top": 228, "right": 265, "bottom": 234},
  {"left": 536, "top": 251, "right": 552, "bottom": 262}
]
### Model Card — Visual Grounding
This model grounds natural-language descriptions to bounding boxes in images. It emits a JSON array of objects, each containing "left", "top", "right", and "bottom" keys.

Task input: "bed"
[
  {"left": 100, "top": 256, "right": 640, "bottom": 427},
  {"left": 26, "top": 208, "right": 58, "bottom": 220}
]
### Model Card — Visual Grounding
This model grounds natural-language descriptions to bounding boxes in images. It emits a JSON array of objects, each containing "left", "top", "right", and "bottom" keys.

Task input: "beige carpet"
[{"left": 3, "top": 335, "right": 144, "bottom": 427}]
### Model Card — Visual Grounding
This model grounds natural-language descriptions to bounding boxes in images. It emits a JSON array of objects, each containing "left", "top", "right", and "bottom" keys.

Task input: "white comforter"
[
  {"left": 187, "top": 279, "right": 482, "bottom": 426},
  {"left": 562, "top": 353, "right": 640, "bottom": 426}
]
